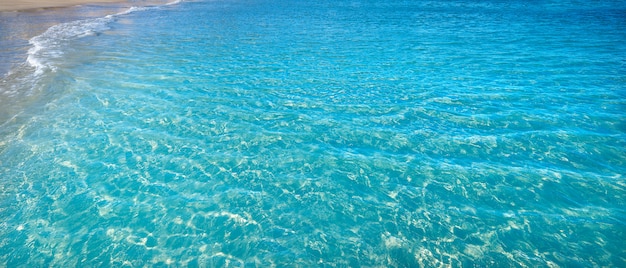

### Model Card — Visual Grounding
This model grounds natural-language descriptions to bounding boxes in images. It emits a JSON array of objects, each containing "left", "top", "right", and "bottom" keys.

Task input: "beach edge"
[{"left": 0, "top": 0, "right": 126, "bottom": 12}]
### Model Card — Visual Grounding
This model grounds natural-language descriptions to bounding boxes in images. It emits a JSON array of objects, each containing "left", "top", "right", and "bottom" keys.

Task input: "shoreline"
[
  {"left": 0, "top": 0, "right": 177, "bottom": 76},
  {"left": 0, "top": 0, "right": 126, "bottom": 12}
]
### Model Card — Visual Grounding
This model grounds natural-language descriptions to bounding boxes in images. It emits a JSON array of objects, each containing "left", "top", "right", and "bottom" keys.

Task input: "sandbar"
[{"left": 0, "top": 0, "right": 125, "bottom": 11}]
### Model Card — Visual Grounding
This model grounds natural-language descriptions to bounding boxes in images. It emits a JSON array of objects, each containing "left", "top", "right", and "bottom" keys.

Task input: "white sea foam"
[
  {"left": 1, "top": 0, "right": 184, "bottom": 125},
  {"left": 27, "top": 16, "right": 113, "bottom": 75},
  {"left": 165, "top": 0, "right": 183, "bottom": 6},
  {"left": 26, "top": 0, "right": 183, "bottom": 76}
]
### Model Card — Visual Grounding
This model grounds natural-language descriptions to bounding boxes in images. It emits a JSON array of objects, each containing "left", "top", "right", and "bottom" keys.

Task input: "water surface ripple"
[{"left": 0, "top": 0, "right": 625, "bottom": 266}]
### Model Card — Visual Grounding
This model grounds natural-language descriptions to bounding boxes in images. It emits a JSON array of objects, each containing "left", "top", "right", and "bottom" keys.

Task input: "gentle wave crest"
[
  {"left": 27, "top": 1, "right": 182, "bottom": 75},
  {"left": 1, "top": 1, "right": 183, "bottom": 125}
]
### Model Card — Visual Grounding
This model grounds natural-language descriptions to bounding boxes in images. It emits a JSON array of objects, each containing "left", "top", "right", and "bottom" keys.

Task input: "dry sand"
[{"left": 0, "top": 0, "right": 125, "bottom": 11}]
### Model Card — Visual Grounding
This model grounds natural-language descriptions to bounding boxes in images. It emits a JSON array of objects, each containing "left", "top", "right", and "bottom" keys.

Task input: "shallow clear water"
[{"left": 1, "top": 0, "right": 625, "bottom": 266}]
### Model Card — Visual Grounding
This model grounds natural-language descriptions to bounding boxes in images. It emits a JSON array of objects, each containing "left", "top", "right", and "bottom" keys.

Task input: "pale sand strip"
[{"left": 0, "top": 0, "right": 126, "bottom": 12}]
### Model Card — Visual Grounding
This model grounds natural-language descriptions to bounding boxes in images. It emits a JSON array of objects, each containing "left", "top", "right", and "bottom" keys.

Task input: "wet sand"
[{"left": 0, "top": 0, "right": 125, "bottom": 11}]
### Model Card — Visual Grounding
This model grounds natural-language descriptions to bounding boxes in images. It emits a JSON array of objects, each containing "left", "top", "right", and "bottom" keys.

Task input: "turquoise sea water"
[{"left": 1, "top": 0, "right": 625, "bottom": 266}]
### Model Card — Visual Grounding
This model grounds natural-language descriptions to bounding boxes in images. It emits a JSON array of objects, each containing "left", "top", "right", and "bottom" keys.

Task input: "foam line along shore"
[{"left": 0, "top": 0, "right": 182, "bottom": 127}]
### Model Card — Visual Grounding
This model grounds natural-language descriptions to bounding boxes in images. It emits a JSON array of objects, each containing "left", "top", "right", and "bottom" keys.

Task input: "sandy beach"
[{"left": 0, "top": 0, "right": 125, "bottom": 11}]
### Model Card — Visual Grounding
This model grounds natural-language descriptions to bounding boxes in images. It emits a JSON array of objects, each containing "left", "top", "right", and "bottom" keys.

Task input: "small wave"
[
  {"left": 2, "top": 0, "right": 184, "bottom": 125},
  {"left": 27, "top": 15, "right": 113, "bottom": 75},
  {"left": 166, "top": 0, "right": 183, "bottom": 6},
  {"left": 27, "top": 1, "right": 183, "bottom": 75}
]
